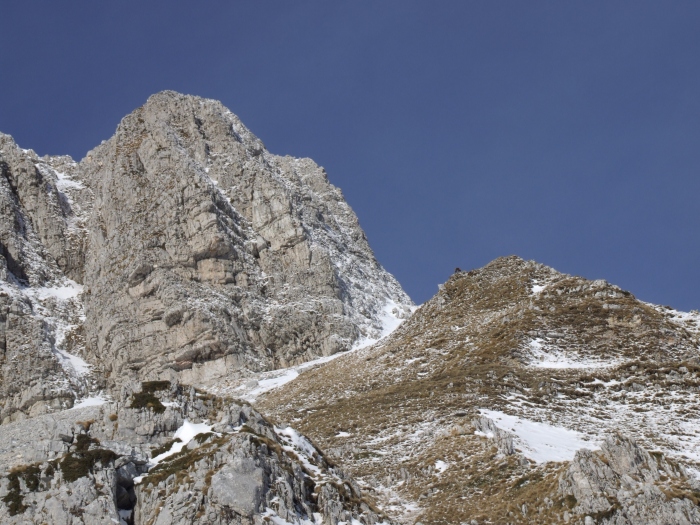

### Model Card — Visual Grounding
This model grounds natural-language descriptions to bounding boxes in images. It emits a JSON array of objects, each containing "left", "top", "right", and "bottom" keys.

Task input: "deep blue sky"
[{"left": 1, "top": 2, "right": 699, "bottom": 310}]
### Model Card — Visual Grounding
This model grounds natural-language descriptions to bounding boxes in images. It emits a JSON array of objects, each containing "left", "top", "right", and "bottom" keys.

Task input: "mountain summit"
[
  {"left": 0, "top": 91, "right": 413, "bottom": 423},
  {"left": 0, "top": 94, "right": 698, "bottom": 525},
  {"left": 261, "top": 256, "right": 700, "bottom": 524}
]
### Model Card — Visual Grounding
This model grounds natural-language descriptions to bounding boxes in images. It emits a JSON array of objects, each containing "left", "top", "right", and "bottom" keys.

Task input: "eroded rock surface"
[
  {"left": 0, "top": 382, "right": 391, "bottom": 524},
  {"left": 559, "top": 434, "right": 700, "bottom": 524},
  {"left": 0, "top": 91, "right": 413, "bottom": 422}
]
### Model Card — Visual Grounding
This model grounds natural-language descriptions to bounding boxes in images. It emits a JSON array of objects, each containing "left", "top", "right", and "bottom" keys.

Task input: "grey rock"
[
  {"left": 559, "top": 434, "right": 700, "bottom": 524},
  {"left": 0, "top": 387, "right": 391, "bottom": 524},
  {"left": 0, "top": 91, "right": 413, "bottom": 422},
  {"left": 473, "top": 416, "right": 515, "bottom": 456},
  {"left": 209, "top": 458, "right": 264, "bottom": 517}
]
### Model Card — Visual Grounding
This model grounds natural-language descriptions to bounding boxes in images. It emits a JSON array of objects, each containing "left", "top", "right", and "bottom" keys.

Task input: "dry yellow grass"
[{"left": 259, "top": 256, "right": 700, "bottom": 524}]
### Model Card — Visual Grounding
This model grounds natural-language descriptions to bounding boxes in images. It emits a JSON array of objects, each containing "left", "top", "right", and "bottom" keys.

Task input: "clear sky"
[{"left": 1, "top": 2, "right": 698, "bottom": 309}]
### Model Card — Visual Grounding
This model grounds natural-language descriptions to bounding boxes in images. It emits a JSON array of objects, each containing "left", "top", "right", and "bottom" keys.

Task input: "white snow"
[
  {"left": 336, "top": 431, "right": 351, "bottom": 437},
  {"left": 434, "top": 460, "right": 448, "bottom": 474},
  {"left": 32, "top": 280, "right": 83, "bottom": 300},
  {"left": 146, "top": 420, "right": 214, "bottom": 468},
  {"left": 54, "top": 171, "right": 84, "bottom": 191},
  {"left": 275, "top": 426, "right": 324, "bottom": 477},
  {"left": 277, "top": 426, "right": 318, "bottom": 459},
  {"left": 352, "top": 299, "right": 412, "bottom": 351},
  {"left": 480, "top": 409, "right": 599, "bottom": 463},
  {"left": 241, "top": 370, "right": 300, "bottom": 402},
  {"left": 531, "top": 282, "right": 546, "bottom": 295},
  {"left": 71, "top": 395, "right": 107, "bottom": 410},
  {"left": 54, "top": 348, "right": 92, "bottom": 376}
]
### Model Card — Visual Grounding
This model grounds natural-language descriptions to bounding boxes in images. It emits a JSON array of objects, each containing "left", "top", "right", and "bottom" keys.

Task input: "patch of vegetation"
[
  {"left": 151, "top": 438, "right": 182, "bottom": 458},
  {"left": 141, "top": 380, "right": 171, "bottom": 393},
  {"left": 2, "top": 463, "right": 45, "bottom": 516},
  {"left": 129, "top": 381, "right": 171, "bottom": 412},
  {"left": 563, "top": 494, "right": 578, "bottom": 509},
  {"left": 59, "top": 435, "right": 119, "bottom": 482},
  {"left": 661, "top": 484, "right": 700, "bottom": 506},
  {"left": 130, "top": 392, "right": 165, "bottom": 413}
]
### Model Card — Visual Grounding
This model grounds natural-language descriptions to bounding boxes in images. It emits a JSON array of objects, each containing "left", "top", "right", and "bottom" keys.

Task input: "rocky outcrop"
[
  {"left": 0, "top": 383, "right": 390, "bottom": 524},
  {"left": 559, "top": 434, "right": 700, "bottom": 525},
  {"left": 472, "top": 416, "right": 515, "bottom": 456}
]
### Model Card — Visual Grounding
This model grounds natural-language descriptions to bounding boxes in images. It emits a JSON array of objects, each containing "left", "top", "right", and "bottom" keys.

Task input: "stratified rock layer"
[{"left": 0, "top": 91, "right": 413, "bottom": 421}]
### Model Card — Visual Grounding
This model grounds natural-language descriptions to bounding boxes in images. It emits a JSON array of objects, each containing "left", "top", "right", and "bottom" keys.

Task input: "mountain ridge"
[
  {"left": 259, "top": 255, "right": 700, "bottom": 524},
  {"left": 0, "top": 93, "right": 698, "bottom": 525}
]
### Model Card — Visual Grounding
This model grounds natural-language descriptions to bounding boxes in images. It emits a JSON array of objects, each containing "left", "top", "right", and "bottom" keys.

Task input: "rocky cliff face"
[
  {"left": 0, "top": 135, "right": 93, "bottom": 424},
  {"left": 0, "top": 91, "right": 413, "bottom": 423}
]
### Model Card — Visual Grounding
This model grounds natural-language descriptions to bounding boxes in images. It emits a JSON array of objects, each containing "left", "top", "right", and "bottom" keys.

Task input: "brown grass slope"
[{"left": 259, "top": 256, "right": 700, "bottom": 524}]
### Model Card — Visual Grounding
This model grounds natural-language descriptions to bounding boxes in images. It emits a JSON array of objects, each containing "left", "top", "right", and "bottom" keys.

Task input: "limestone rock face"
[
  {"left": 0, "top": 384, "right": 390, "bottom": 525},
  {"left": 0, "top": 91, "right": 413, "bottom": 421},
  {"left": 559, "top": 434, "right": 700, "bottom": 525},
  {"left": 0, "top": 135, "right": 92, "bottom": 424}
]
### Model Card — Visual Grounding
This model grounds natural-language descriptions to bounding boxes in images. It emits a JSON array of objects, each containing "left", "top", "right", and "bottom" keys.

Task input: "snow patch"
[
  {"left": 54, "top": 348, "right": 92, "bottom": 376},
  {"left": 32, "top": 280, "right": 83, "bottom": 300},
  {"left": 480, "top": 409, "right": 599, "bottom": 463},
  {"left": 71, "top": 395, "right": 107, "bottom": 410},
  {"left": 54, "top": 171, "right": 84, "bottom": 191},
  {"left": 146, "top": 420, "right": 214, "bottom": 469},
  {"left": 531, "top": 281, "right": 547, "bottom": 295},
  {"left": 434, "top": 460, "right": 448, "bottom": 474}
]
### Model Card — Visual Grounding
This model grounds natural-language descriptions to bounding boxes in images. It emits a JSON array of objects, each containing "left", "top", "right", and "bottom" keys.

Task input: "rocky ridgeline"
[
  {"left": 0, "top": 91, "right": 413, "bottom": 423},
  {"left": 260, "top": 256, "right": 700, "bottom": 524},
  {"left": 0, "top": 380, "right": 390, "bottom": 524},
  {"left": 2, "top": 92, "right": 699, "bottom": 524}
]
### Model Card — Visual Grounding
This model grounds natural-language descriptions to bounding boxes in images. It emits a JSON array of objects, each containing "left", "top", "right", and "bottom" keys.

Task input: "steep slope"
[
  {"left": 0, "top": 91, "right": 413, "bottom": 422},
  {"left": 259, "top": 256, "right": 700, "bottom": 524},
  {"left": 0, "top": 135, "right": 94, "bottom": 423},
  {"left": 79, "top": 92, "right": 412, "bottom": 386}
]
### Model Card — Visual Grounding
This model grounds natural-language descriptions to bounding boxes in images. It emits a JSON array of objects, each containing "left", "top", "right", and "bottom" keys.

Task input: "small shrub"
[
  {"left": 2, "top": 464, "right": 45, "bottom": 516},
  {"left": 130, "top": 392, "right": 165, "bottom": 413},
  {"left": 141, "top": 381, "right": 171, "bottom": 393},
  {"left": 151, "top": 438, "right": 182, "bottom": 458}
]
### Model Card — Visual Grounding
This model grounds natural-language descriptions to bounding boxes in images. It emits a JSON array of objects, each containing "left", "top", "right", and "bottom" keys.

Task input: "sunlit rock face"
[{"left": 0, "top": 91, "right": 413, "bottom": 422}]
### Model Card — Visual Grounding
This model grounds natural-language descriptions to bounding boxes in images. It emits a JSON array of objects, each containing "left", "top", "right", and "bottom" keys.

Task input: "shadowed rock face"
[{"left": 0, "top": 91, "right": 413, "bottom": 421}]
